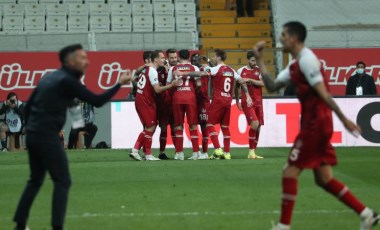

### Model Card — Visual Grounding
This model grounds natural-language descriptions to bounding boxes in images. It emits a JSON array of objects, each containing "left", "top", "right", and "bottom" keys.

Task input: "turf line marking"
[
  {"left": 0, "top": 209, "right": 355, "bottom": 221},
  {"left": 68, "top": 209, "right": 354, "bottom": 219}
]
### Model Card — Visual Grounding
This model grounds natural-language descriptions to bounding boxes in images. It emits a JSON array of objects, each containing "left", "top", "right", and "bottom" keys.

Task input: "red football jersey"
[
  {"left": 237, "top": 66, "right": 263, "bottom": 106},
  {"left": 197, "top": 67, "right": 210, "bottom": 102},
  {"left": 167, "top": 63, "right": 199, "bottom": 105},
  {"left": 276, "top": 47, "right": 333, "bottom": 132},
  {"left": 206, "top": 64, "right": 241, "bottom": 105},
  {"left": 157, "top": 67, "right": 168, "bottom": 86},
  {"left": 135, "top": 66, "right": 159, "bottom": 106},
  {"left": 156, "top": 66, "right": 171, "bottom": 104}
]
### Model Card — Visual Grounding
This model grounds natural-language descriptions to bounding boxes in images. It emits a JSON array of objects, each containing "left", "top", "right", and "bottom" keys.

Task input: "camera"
[{"left": 9, "top": 99, "right": 16, "bottom": 104}]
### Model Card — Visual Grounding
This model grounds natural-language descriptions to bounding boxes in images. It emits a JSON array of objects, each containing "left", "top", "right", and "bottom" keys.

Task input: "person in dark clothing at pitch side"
[
  {"left": 13, "top": 44, "right": 132, "bottom": 230},
  {"left": 345, "top": 61, "right": 377, "bottom": 96},
  {"left": 68, "top": 100, "right": 98, "bottom": 149}
]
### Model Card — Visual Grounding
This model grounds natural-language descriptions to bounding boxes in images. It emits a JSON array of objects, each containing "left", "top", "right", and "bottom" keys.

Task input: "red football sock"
[
  {"left": 249, "top": 128, "right": 257, "bottom": 150},
  {"left": 134, "top": 131, "right": 145, "bottom": 150},
  {"left": 221, "top": 126, "right": 230, "bottom": 153},
  {"left": 159, "top": 130, "right": 167, "bottom": 152},
  {"left": 323, "top": 179, "right": 366, "bottom": 214},
  {"left": 190, "top": 130, "right": 200, "bottom": 152},
  {"left": 254, "top": 128, "right": 260, "bottom": 149},
  {"left": 280, "top": 177, "right": 298, "bottom": 225},
  {"left": 206, "top": 126, "right": 220, "bottom": 149},
  {"left": 175, "top": 129, "right": 183, "bottom": 153},
  {"left": 201, "top": 127, "right": 209, "bottom": 153},
  {"left": 170, "top": 128, "right": 176, "bottom": 149},
  {"left": 143, "top": 131, "right": 153, "bottom": 155}
]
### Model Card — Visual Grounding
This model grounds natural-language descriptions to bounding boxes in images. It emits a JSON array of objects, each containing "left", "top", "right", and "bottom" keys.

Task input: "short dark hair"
[
  {"left": 214, "top": 49, "right": 227, "bottom": 61},
  {"left": 190, "top": 53, "right": 200, "bottom": 66},
  {"left": 7, "top": 92, "right": 17, "bottom": 100},
  {"left": 178, "top": 49, "right": 190, "bottom": 60},
  {"left": 247, "top": 51, "right": 255, "bottom": 59},
  {"left": 150, "top": 50, "right": 163, "bottom": 62},
  {"left": 283, "top": 21, "right": 307, "bottom": 42},
  {"left": 59, "top": 44, "right": 83, "bottom": 64},
  {"left": 143, "top": 51, "right": 152, "bottom": 62},
  {"left": 356, "top": 61, "right": 366, "bottom": 68},
  {"left": 166, "top": 48, "right": 176, "bottom": 56}
]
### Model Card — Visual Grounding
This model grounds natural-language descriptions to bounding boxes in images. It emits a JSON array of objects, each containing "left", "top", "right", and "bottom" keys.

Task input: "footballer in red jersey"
[
  {"left": 235, "top": 51, "right": 265, "bottom": 159},
  {"left": 155, "top": 48, "right": 178, "bottom": 159},
  {"left": 167, "top": 50, "right": 201, "bottom": 160},
  {"left": 253, "top": 21, "right": 378, "bottom": 230},
  {"left": 191, "top": 53, "right": 210, "bottom": 160},
  {"left": 179, "top": 49, "right": 253, "bottom": 160},
  {"left": 129, "top": 50, "right": 180, "bottom": 161}
]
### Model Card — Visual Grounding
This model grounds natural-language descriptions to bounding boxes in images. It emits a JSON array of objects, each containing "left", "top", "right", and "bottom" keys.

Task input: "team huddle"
[{"left": 128, "top": 49, "right": 264, "bottom": 161}]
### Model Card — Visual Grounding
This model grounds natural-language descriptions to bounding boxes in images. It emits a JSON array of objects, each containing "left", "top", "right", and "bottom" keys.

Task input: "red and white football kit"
[
  {"left": 167, "top": 63, "right": 200, "bottom": 153},
  {"left": 205, "top": 64, "right": 242, "bottom": 153}
]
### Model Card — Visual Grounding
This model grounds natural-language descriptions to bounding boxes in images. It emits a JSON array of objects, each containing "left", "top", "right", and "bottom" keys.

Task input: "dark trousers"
[
  {"left": 13, "top": 133, "right": 71, "bottom": 227},
  {"left": 67, "top": 123, "right": 98, "bottom": 149},
  {"left": 237, "top": 0, "right": 253, "bottom": 16}
]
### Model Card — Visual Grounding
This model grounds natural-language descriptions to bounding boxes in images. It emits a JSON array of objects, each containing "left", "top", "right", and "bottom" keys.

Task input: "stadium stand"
[
  {"left": 198, "top": 0, "right": 276, "bottom": 93},
  {"left": 0, "top": 0, "right": 198, "bottom": 51}
]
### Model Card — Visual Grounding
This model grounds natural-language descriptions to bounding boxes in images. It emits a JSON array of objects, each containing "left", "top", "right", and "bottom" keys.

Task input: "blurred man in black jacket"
[
  {"left": 345, "top": 61, "right": 377, "bottom": 96},
  {"left": 13, "top": 44, "right": 132, "bottom": 230}
]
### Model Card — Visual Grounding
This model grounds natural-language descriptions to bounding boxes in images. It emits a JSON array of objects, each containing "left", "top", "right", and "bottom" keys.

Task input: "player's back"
[
  {"left": 237, "top": 66, "right": 262, "bottom": 106},
  {"left": 170, "top": 63, "right": 198, "bottom": 105},
  {"left": 135, "top": 66, "right": 156, "bottom": 106},
  {"left": 211, "top": 65, "right": 236, "bottom": 105},
  {"left": 197, "top": 67, "right": 210, "bottom": 102},
  {"left": 290, "top": 48, "right": 333, "bottom": 133}
]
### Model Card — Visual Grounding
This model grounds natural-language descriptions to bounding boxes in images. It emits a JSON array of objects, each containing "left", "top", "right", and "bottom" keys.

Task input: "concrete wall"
[{"left": 0, "top": 32, "right": 198, "bottom": 52}]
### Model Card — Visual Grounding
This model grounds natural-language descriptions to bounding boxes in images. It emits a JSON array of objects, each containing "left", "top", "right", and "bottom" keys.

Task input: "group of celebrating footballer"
[{"left": 127, "top": 48, "right": 264, "bottom": 161}]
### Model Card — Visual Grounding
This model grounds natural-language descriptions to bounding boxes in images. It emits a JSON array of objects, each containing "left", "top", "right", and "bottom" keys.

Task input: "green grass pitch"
[{"left": 0, "top": 147, "right": 379, "bottom": 230}]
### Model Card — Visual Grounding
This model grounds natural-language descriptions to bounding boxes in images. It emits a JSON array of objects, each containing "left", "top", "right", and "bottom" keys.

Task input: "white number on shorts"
[
  {"left": 289, "top": 149, "right": 299, "bottom": 161},
  {"left": 224, "top": 78, "right": 231, "bottom": 92},
  {"left": 138, "top": 75, "right": 146, "bottom": 89}
]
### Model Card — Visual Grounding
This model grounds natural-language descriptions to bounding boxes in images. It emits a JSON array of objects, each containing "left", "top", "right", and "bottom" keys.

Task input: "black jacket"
[
  {"left": 25, "top": 66, "right": 121, "bottom": 135},
  {"left": 345, "top": 73, "right": 377, "bottom": 95}
]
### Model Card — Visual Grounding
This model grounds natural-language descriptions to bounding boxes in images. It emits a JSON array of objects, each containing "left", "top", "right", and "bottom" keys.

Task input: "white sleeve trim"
[
  {"left": 275, "top": 63, "right": 291, "bottom": 85},
  {"left": 205, "top": 65, "right": 220, "bottom": 76},
  {"left": 233, "top": 69, "right": 241, "bottom": 80},
  {"left": 166, "top": 66, "right": 174, "bottom": 83},
  {"left": 299, "top": 52, "right": 323, "bottom": 86},
  {"left": 149, "top": 69, "right": 159, "bottom": 86}
]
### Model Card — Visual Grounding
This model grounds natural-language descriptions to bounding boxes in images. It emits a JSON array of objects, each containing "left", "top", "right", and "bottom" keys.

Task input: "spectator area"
[{"left": 0, "top": 0, "right": 198, "bottom": 50}]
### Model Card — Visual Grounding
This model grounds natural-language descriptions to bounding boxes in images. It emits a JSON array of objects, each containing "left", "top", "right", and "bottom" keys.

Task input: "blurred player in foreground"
[
  {"left": 252, "top": 21, "right": 379, "bottom": 230},
  {"left": 13, "top": 44, "right": 132, "bottom": 230}
]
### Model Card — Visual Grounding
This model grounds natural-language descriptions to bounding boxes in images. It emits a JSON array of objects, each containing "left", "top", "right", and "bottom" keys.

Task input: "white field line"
[
  {"left": 0, "top": 209, "right": 355, "bottom": 221},
  {"left": 68, "top": 209, "right": 354, "bottom": 219}
]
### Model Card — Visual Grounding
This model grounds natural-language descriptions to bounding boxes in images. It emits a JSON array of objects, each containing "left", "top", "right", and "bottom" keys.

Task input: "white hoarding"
[{"left": 111, "top": 98, "right": 380, "bottom": 149}]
